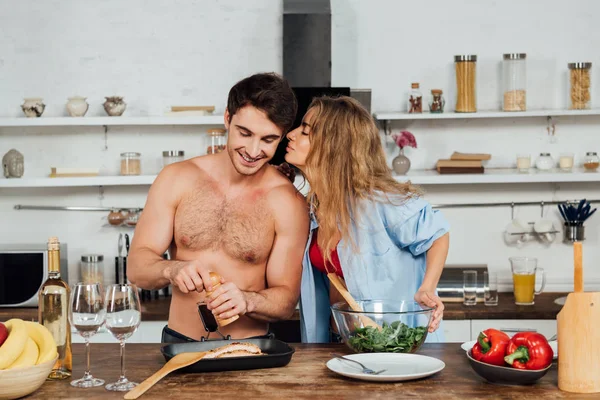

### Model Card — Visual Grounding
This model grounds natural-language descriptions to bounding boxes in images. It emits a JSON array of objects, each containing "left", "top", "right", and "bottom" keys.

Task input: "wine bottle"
[{"left": 38, "top": 236, "right": 72, "bottom": 379}]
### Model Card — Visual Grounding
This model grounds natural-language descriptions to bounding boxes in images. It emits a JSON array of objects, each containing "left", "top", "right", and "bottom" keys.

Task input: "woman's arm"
[{"left": 414, "top": 232, "right": 449, "bottom": 332}]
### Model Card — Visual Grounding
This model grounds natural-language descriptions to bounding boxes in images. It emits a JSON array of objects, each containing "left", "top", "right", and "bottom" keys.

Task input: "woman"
[{"left": 285, "top": 96, "right": 450, "bottom": 343}]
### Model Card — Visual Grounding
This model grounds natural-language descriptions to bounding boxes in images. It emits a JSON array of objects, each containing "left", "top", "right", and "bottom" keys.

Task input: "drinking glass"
[
  {"left": 484, "top": 272, "right": 499, "bottom": 306},
  {"left": 463, "top": 270, "right": 477, "bottom": 306},
  {"left": 69, "top": 283, "right": 106, "bottom": 388},
  {"left": 104, "top": 284, "right": 141, "bottom": 391}
]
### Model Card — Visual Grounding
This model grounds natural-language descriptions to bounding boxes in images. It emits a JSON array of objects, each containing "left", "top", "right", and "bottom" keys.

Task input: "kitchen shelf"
[
  {"left": 1, "top": 169, "right": 598, "bottom": 188},
  {"left": 374, "top": 109, "right": 600, "bottom": 121},
  {"left": 0, "top": 175, "right": 157, "bottom": 188},
  {"left": 396, "top": 168, "right": 599, "bottom": 185},
  {"left": 0, "top": 115, "right": 224, "bottom": 127}
]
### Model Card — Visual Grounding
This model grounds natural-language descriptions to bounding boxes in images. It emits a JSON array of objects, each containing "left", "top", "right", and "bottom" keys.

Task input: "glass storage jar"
[
  {"left": 206, "top": 128, "right": 226, "bottom": 154},
  {"left": 120, "top": 152, "right": 141, "bottom": 175},
  {"left": 455, "top": 55, "right": 477, "bottom": 113},
  {"left": 429, "top": 89, "right": 445, "bottom": 113},
  {"left": 568, "top": 62, "right": 592, "bottom": 110},
  {"left": 535, "top": 153, "right": 554, "bottom": 170},
  {"left": 80, "top": 254, "right": 104, "bottom": 284},
  {"left": 503, "top": 53, "right": 527, "bottom": 111},
  {"left": 408, "top": 83, "right": 423, "bottom": 113},
  {"left": 162, "top": 150, "right": 184, "bottom": 167},
  {"left": 584, "top": 152, "right": 599, "bottom": 172}
]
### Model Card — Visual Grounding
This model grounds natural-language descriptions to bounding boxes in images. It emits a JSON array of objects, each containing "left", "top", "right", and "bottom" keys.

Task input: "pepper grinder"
[{"left": 206, "top": 272, "right": 239, "bottom": 327}]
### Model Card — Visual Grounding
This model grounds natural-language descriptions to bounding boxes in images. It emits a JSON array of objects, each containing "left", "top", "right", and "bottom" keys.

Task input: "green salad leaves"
[{"left": 347, "top": 321, "right": 427, "bottom": 353}]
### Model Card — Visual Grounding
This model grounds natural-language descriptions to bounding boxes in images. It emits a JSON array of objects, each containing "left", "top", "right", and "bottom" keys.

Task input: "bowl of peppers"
[{"left": 466, "top": 329, "right": 554, "bottom": 384}]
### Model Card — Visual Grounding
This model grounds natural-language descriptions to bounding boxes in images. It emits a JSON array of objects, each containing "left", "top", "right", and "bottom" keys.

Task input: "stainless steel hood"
[{"left": 283, "top": 0, "right": 331, "bottom": 87}]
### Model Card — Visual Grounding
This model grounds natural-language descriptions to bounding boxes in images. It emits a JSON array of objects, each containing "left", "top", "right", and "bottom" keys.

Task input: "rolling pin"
[{"left": 206, "top": 272, "right": 239, "bottom": 327}]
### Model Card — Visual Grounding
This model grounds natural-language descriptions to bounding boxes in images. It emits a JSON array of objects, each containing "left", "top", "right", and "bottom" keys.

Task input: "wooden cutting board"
[{"left": 557, "top": 241, "right": 600, "bottom": 393}]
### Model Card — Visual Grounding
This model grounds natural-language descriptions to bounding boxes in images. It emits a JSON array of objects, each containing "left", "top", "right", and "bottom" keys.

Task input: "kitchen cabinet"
[
  {"left": 470, "top": 319, "right": 556, "bottom": 339},
  {"left": 441, "top": 320, "right": 471, "bottom": 343}
]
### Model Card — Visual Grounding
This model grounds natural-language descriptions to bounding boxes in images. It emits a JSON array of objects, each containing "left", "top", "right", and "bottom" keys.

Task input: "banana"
[
  {"left": 24, "top": 321, "right": 58, "bottom": 364},
  {"left": 6, "top": 337, "right": 39, "bottom": 369},
  {"left": 0, "top": 319, "right": 28, "bottom": 369}
]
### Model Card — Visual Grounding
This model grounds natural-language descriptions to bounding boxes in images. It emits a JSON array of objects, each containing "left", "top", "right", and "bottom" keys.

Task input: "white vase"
[
  {"left": 66, "top": 96, "right": 89, "bottom": 117},
  {"left": 392, "top": 148, "right": 411, "bottom": 175},
  {"left": 21, "top": 98, "right": 45, "bottom": 118}
]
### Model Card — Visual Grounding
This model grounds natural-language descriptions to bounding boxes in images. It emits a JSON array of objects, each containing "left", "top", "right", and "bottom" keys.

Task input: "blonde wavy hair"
[{"left": 304, "top": 96, "right": 422, "bottom": 262}]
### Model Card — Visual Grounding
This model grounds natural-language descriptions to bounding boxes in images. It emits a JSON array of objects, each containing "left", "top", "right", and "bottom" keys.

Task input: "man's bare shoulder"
[
  {"left": 263, "top": 166, "right": 308, "bottom": 215},
  {"left": 154, "top": 156, "right": 214, "bottom": 191}
]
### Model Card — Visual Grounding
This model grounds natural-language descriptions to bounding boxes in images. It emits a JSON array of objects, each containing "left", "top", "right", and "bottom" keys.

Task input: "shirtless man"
[{"left": 128, "top": 73, "right": 309, "bottom": 342}]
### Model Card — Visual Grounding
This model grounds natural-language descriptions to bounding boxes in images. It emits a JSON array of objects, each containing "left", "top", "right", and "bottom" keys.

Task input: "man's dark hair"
[{"left": 227, "top": 72, "right": 298, "bottom": 135}]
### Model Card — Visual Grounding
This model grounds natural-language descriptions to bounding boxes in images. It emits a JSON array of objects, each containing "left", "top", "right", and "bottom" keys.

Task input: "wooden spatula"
[
  {"left": 123, "top": 351, "right": 208, "bottom": 399},
  {"left": 327, "top": 273, "right": 381, "bottom": 330}
]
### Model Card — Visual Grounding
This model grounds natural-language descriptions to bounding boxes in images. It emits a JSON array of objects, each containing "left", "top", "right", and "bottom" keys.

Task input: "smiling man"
[{"left": 128, "top": 73, "right": 309, "bottom": 342}]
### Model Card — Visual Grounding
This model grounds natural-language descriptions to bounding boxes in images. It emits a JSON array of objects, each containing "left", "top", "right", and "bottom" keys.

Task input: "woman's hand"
[{"left": 414, "top": 288, "right": 444, "bottom": 333}]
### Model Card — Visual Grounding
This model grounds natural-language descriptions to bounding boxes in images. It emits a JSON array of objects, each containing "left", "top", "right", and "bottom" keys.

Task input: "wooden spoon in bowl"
[{"left": 327, "top": 273, "right": 381, "bottom": 330}]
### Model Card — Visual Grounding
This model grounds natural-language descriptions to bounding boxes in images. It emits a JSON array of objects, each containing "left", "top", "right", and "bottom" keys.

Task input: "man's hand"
[
  {"left": 414, "top": 288, "right": 444, "bottom": 333},
  {"left": 206, "top": 282, "right": 249, "bottom": 320},
  {"left": 163, "top": 260, "right": 216, "bottom": 294}
]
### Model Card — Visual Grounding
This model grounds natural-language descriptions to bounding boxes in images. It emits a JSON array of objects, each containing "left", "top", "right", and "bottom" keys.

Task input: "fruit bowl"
[
  {"left": 0, "top": 355, "right": 57, "bottom": 399},
  {"left": 331, "top": 300, "right": 432, "bottom": 354},
  {"left": 466, "top": 350, "right": 551, "bottom": 385}
]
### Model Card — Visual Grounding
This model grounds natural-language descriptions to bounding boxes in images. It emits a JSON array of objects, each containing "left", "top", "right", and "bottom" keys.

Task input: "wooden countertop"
[
  {"left": 1, "top": 292, "right": 565, "bottom": 322},
  {"left": 30, "top": 343, "right": 595, "bottom": 399}
]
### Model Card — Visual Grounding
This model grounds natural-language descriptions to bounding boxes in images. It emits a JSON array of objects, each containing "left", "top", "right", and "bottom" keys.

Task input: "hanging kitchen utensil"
[{"left": 557, "top": 241, "right": 600, "bottom": 393}]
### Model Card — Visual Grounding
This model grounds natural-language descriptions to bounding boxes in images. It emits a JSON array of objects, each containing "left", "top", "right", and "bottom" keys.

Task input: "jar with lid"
[
  {"left": 455, "top": 55, "right": 477, "bottom": 112},
  {"left": 407, "top": 83, "right": 423, "bottom": 113},
  {"left": 568, "top": 62, "right": 592, "bottom": 109},
  {"left": 120, "top": 152, "right": 141, "bottom": 175},
  {"left": 206, "top": 128, "right": 226, "bottom": 154},
  {"left": 429, "top": 89, "right": 445, "bottom": 113},
  {"left": 80, "top": 254, "right": 104, "bottom": 284},
  {"left": 503, "top": 53, "right": 527, "bottom": 111},
  {"left": 162, "top": 150, "right": 184, "bottom": 167},
  {"left": 535, "top": 153, "right": 554, "bottom": 170},
  {"left": 584, "top": 152, "right": 599, "bottom": 172}
]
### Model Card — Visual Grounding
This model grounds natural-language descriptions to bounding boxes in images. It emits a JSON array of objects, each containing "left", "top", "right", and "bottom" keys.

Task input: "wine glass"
[
  {"left": 68, "top": 283, "right": 106, "bottom": 388},
  {"left": 104, "top": 284, "right": 141, "bottom": 392}
]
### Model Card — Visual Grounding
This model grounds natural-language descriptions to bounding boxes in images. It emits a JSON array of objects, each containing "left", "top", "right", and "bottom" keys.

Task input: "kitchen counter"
[
  {"left": 30, "top": 343, "right": 595, "bottom": 399},
  {"left": 0, "top": 292, "right": 564, "bottom": 322}
]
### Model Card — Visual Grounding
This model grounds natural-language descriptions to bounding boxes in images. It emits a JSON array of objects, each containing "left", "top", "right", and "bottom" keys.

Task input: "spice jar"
[
  {"left": 407, "top": 83, "right": 423, "bottom": 113},
  {"left": 503, "top": 53, "right": 527, "bottom": 111},
  {"left": 80, "top": 254, "right": 104, "bottom": 284},
  {"left": 535, "top": 153, "right": 554, "bottom": 171},
  {"left": 568, "top": 62, "right": 592, "bottom": 110},
  {"left": 206, "top": 128, "right": 226, "bottom": 154},
  {"left": 584, "top": 152, "right": 599, "bottom": 172},
  {"left": 125, "top": 209, "right": 140, "bottom": 227},
  {"left": 516, "top": 154, "right": 531, "bottom": 173},
  {"left": 429, "top": 89, "right": 445, "bottom": 113},
  {"left": 120, "top": 152, "right": 141, "bottom": 175},
  {"left": 455, "top": 55, "right": 477, "bottom": 113},
  {"left": 162, "top": 150, "right": 184, "bottom": 167}
]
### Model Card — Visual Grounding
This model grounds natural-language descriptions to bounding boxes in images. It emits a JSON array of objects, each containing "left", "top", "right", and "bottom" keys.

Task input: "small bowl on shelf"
[
  {"left": 330, "top": 300, "right": 433, "bottom": 354},
  {"left": 466, "top": 350, "right": 551, "bottom": 385}
]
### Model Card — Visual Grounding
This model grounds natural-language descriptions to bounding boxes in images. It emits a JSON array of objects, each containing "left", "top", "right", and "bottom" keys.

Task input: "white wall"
[{"left": 1, "top": 0, "right": 599, "bottom": 292}]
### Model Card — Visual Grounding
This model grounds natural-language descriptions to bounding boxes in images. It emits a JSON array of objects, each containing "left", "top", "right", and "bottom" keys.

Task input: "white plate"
[
  {"left": 461, "top": 340, "right": 558, "bottom": 360},
  {"left": 326, "top": 353, "right": 445, "bottom": 382}
]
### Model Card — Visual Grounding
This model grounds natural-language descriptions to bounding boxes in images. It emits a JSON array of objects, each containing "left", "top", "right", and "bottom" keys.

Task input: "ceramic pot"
[
  {"left": 66, "top": 96, "right": 89, "bottom": 117},
  {"left": 21, "top": 98, "right": 45, "bottom": 118},
  {"left": 103, "top": 96, "right": 127, "bottom": 116},
  {"left": 392, "top": 148, "right": 411, "bottom": 175}
]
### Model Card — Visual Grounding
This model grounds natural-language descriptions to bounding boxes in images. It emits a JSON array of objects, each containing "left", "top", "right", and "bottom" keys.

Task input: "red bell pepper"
[
  {"left": 504, "top": 332, "right": 554, "bottom": 370},
  {"left": 471, "top": 329, "right": 510, "bottom": 366}
]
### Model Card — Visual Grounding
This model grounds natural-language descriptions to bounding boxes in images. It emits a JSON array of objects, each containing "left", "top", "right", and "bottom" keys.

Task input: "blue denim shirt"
[{"left": 299, "top": 195, "right": 450, "bottom": 343}]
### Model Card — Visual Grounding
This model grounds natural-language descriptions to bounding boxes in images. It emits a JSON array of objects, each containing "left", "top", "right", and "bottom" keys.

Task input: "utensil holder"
[{"left": 564, "top": 224, "right": 585, "bottom": 242}]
